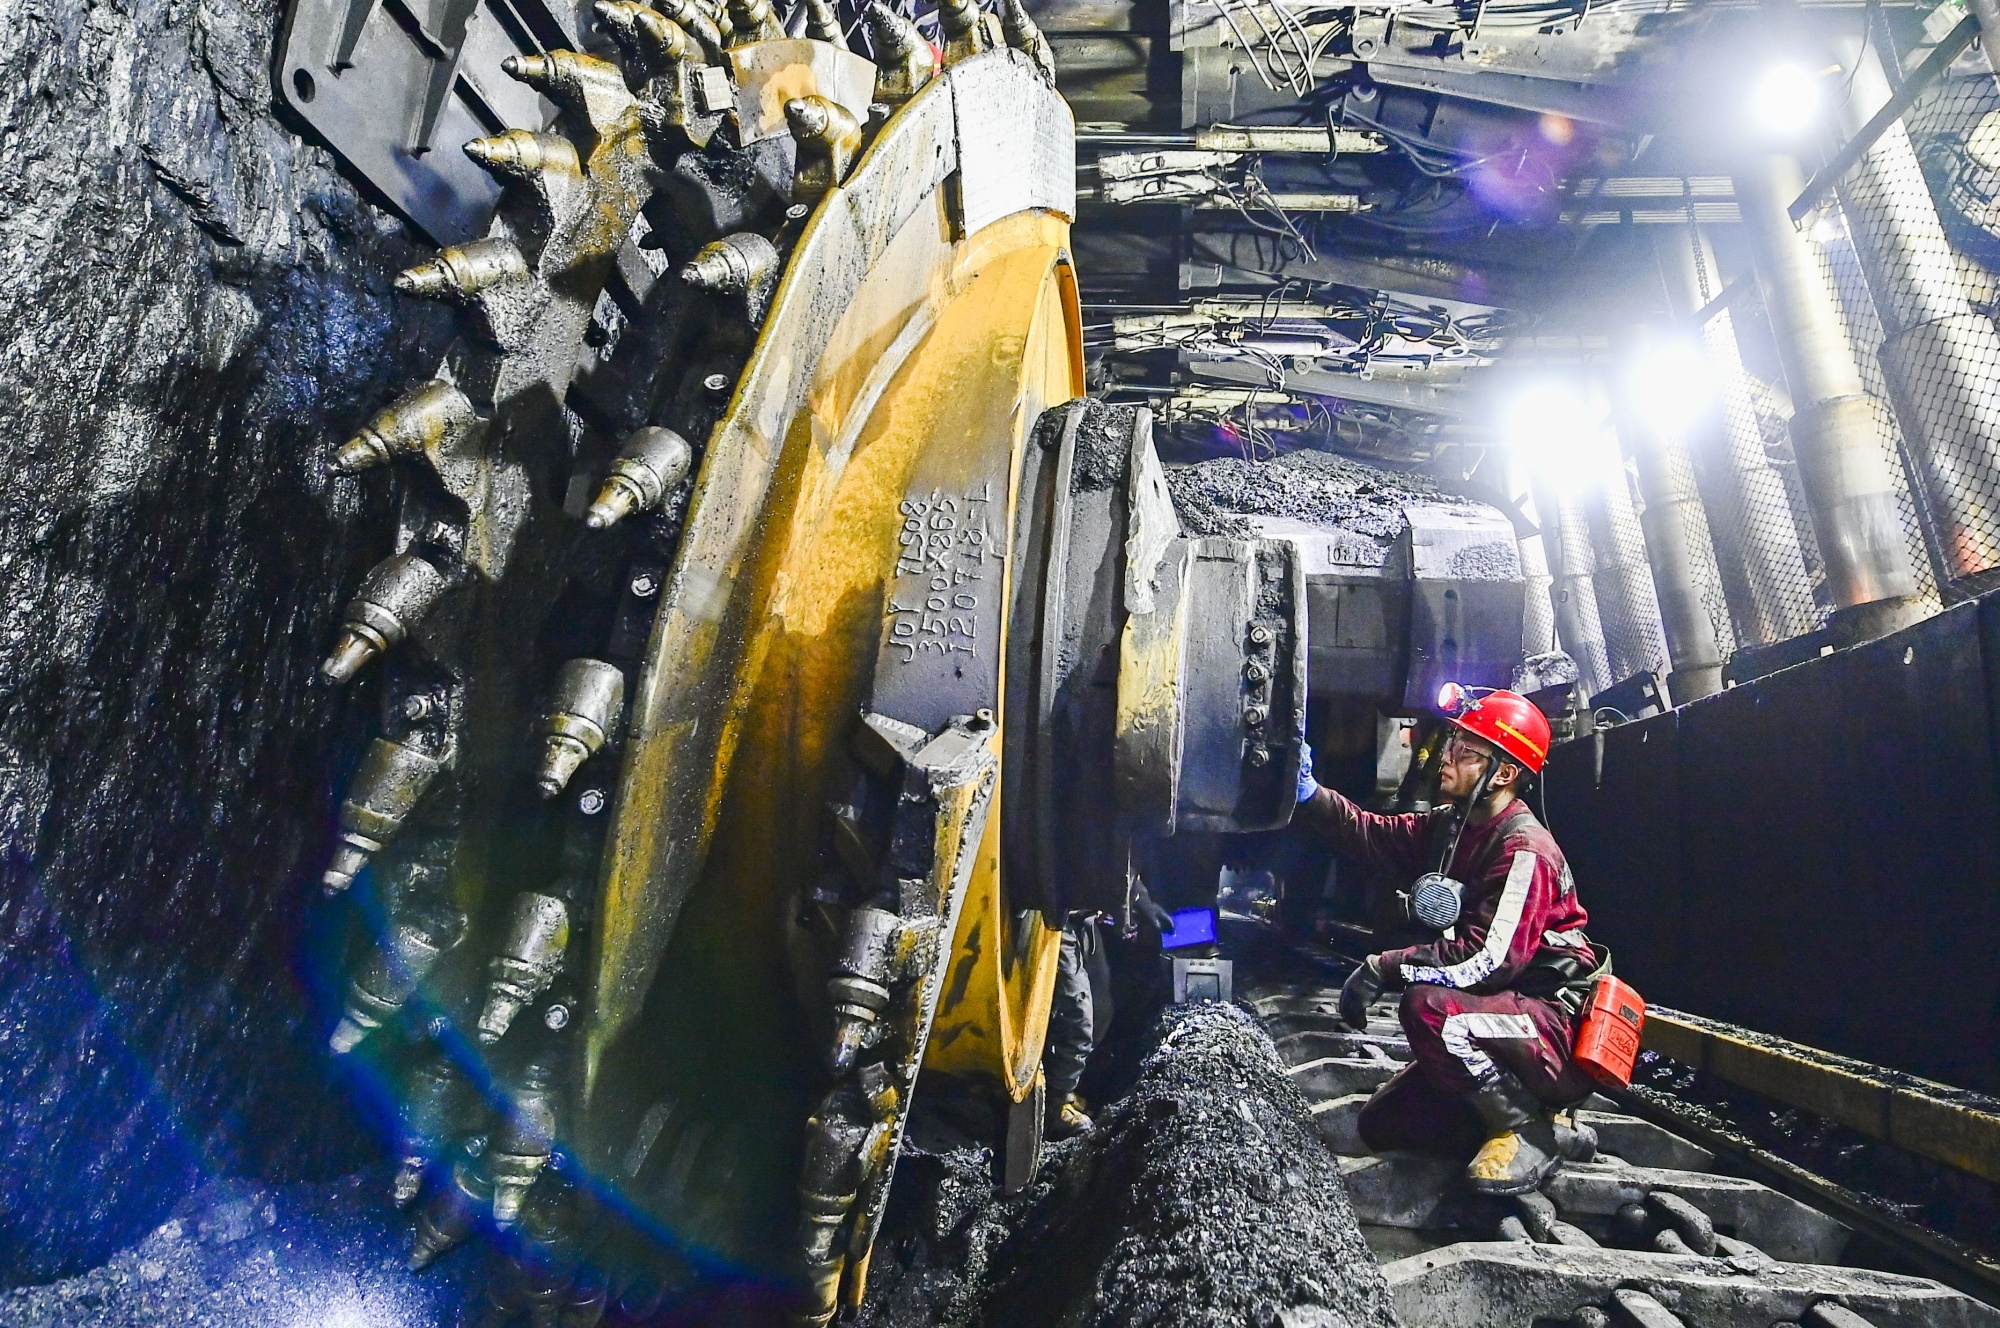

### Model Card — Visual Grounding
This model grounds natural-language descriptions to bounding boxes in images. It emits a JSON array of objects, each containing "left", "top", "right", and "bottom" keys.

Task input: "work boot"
[
  {"left": 1553, "top": 1108, "right": 1598, "bottom": 1163},
  {"left": 1046, "top": 1093, "right": 1093, "bottom": 1140},
  {"left": 1463, "top": 1074, "right": 1563, "bottom": 1196}
]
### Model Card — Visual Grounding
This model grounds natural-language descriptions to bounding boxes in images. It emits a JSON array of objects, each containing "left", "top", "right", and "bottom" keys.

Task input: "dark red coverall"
[{"left": 1315, "top": 791, "right": 1601, "bottom": 1155}]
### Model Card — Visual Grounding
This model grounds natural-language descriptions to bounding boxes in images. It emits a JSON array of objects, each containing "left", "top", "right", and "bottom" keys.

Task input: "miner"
[
  {"left": 1043, "top": 911, "right": 1102, "bottom": 1140},
  {"left": 1294, "top": 686, "right": 1604, "bottom": 1194},
  {"left": 1042, "top": 882, "right": 1175, "bottom": 1140}
]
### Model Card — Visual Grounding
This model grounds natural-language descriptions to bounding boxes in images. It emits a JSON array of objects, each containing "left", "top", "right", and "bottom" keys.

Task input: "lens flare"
[{"left": 293, "top": 1294, "right": 378, "bottom": 1328}]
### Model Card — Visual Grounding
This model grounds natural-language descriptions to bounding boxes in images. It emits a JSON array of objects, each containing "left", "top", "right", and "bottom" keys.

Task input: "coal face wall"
[
  {"left": 1546, "top": 596, "right": 2000, "bottom": 1094},
  {"left": 0, "top": 0, "right": 451, "bottom": 1284}
]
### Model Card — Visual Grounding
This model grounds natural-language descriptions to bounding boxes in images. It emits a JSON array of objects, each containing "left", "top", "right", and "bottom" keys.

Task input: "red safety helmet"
[{"left": 1436, "top": 682, "right": 1552, "bottom": 774}]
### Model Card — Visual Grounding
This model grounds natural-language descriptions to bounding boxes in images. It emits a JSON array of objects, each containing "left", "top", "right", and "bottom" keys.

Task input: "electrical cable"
[
  {"left": 1338, "top": 106, "right": 1507, "bottom": 180},
  {"left": 1204, "top": 0, "right": 1343, "bottom": 94}
]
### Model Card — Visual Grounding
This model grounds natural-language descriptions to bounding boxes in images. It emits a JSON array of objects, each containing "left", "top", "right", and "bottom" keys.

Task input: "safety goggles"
[{"left": 1439, "top": 731, "right": 1495, "bottom": 767}]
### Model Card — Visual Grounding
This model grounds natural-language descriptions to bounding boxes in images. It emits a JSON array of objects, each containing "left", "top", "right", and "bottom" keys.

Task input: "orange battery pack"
[{"left": 1574, "top": 975, "right": 1646, "bottom": 1089}]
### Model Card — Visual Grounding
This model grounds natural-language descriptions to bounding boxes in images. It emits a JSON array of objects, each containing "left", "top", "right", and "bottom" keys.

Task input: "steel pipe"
[{"left": 1968, "top": 0, "right": 2000, "bottom": 80}]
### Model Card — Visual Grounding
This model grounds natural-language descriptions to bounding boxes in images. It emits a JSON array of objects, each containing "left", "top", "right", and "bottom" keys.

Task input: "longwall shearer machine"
[{"left": 294, "top": 4, "right": 1528, "bottom": 1317}]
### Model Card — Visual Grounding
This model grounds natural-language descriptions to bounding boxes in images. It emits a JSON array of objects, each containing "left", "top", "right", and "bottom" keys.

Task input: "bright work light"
[
  {"left": 1624, "top": 337, "right": 1715, "bottom": 438},
  {"left": 1752, "top": 62, "right": 1824, "bottom": 138},
  {"left": 1502, "top": 379, "right": 1597, "bottom": 492}
]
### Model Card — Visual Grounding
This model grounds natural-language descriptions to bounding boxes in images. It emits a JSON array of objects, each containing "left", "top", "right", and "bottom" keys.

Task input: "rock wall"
[{"left": 0, "top": 0, "right": 452, "bottom": 1283}]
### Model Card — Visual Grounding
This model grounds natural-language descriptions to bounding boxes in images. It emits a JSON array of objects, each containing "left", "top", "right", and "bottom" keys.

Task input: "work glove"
[
  {"left": 1296, "top": 739, "right": 1319, "bottom": 805},
  {"left": 1129, "top": 882, "right": 1175, "bottom": 938},
  {"left": 1339, "top": 955, "right": 1386, "bottom": 1032}
]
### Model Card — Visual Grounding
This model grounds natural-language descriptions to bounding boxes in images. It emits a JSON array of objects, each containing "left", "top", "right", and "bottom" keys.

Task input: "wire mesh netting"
[
  {"left": 1801, "top": 206, "right": 1948, "bottom": 609},
  {"left": 1822, "top": 46, "right": 2000, "bottom": 594},
  {"left": 1646, "top": 41, "right": 2000, "bottom": 674},
  {"left": 1585, "top": 433, "right": 1675, "bottom": 684},
  {"left": 1689, "top": 295, "right": 1825, "bottom": 647}
]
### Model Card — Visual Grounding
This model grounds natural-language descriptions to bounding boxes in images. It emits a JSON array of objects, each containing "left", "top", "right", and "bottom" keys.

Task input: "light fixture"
[
  {"left": 1501, "top": 379, "right": 1598, "bottom": 492},
  {"left": 1751, "top": 62, "right": 1824, "bottom": 139},
  {"left": 1623, "top": 337, "right": 1716, "bottom": 438},
  {"left": 1807, "top": 208, "right": 1848, "bottom": 245}
]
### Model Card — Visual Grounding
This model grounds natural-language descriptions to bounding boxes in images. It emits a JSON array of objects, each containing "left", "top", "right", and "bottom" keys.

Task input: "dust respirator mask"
[{"left": 1401, "top": 871, "right": 1464, "bottom": 929}]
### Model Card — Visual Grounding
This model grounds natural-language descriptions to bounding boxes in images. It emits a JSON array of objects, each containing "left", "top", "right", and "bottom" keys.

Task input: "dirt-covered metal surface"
[{"left": 853, "top": 1002, "right": 1399, "bottom": 1328}]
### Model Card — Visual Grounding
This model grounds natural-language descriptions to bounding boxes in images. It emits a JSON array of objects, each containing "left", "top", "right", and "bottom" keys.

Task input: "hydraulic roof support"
[
  {"left": 1530, "top": 474, "right": 1615, "bottom": 698},
  {"left": 1579, "top": 433, "right": 1677, "bottom": 694},
  {"left": 1615, "top": 397, "right": 1727, "bottom": 701},
  {"left": 1655, "top": 225, "right": 1821, "bottom": 649},
  {"left": 1512, "top": 463, "right": 1562, "bottom": 661},
  {"left": 1739, "top": 153, "right": 1925, "bottom": 644},
  {"left": 1831, "top": 35, "right": 2000, "bottom": 589}
]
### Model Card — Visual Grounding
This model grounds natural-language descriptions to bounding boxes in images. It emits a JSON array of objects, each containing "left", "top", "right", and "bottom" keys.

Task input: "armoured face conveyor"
[{"left": 295, "top": 8, "right": 1527, "bottom": 1318}]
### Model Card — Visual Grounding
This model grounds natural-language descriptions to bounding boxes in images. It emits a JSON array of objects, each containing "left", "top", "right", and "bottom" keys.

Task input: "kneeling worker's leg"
[
  {"left": 1399, "top": 984, "right": 1569, "bottom": 1195},
  {"left": 1355, "top": 1062, "right": 1485, "bottom": 1156}
]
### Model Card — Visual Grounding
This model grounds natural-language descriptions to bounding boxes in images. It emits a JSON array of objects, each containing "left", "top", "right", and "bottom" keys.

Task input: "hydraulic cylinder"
[
  {"left": 1614, "top": 395, "right": 1727, "bottom": 700},
  {"left": 1530, "top": 475, "right": 1614, "bottom": 698},
  {"left": 1833, "top": 35, "right": 2000, "bottom": 587},
  {"left": 1578, "top": 431, "right": 1676, "bottom": 693},
  {"left": 1652, "top": 226, "right": 1820, "bottom": 647},
  {"left": 1739, "top": 152, "right": 1924, "bottom": 642}
]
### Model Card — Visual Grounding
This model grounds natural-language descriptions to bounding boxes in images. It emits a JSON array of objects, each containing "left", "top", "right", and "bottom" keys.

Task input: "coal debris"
[
  {"left": 1443, "top": 539, "right": 1522, "bottom": 582},
  {"left": 1514, "top": 650, "right": 1581, "bottom": 693},
  {"left": 853, "top": 1002, "right": 1398, "bottom": 1328},
  {"left": 1165, "top": 450, "right": 1476, "bottom": 540},
  {"left": 0, "top": 1174, "right": 478, "bottom": 1327},
  {"left": 1071, "top": 402, "right": 1138, "bottom": 493}
]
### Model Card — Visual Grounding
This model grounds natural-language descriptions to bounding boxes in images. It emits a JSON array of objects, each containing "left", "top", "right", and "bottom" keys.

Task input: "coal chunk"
[
  {"left": 0, "top": 1172, "right": 478, "bottom": 1327},
  {"left": 1165, "top": 449, "right": 1476, "bottom": 541},
  {"left": 856, "top": 1002, "right": 1398, "bottom": 1328}
]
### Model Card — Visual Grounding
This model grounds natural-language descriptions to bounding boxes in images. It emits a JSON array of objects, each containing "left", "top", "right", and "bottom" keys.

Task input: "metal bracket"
[
  {"left": 275, "top": 0, "right": 583, "bottom": 243},
  {"left": 1350, "top": 10, "right": 1390, "bottom": 60}
]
